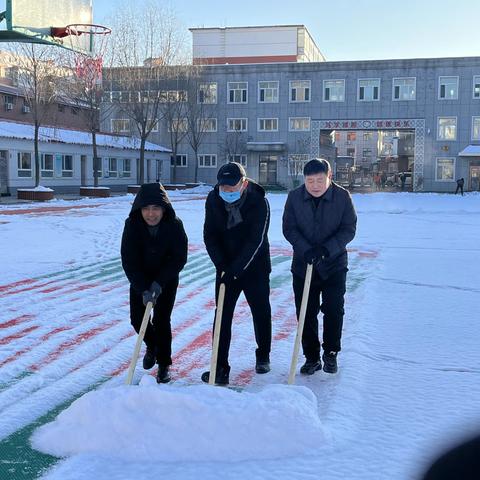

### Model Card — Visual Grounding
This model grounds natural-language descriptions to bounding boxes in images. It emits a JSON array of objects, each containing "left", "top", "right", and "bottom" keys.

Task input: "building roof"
[
  {"left": 0, "top": 120, "right": 171, "bottom": 153},
  {"left": 459, "top": 145, "right": 480, "bottom": 156}
]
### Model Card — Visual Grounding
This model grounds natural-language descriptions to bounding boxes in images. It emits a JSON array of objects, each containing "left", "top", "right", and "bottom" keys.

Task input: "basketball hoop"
[{"left": 51, "top": 23, "right": 111, "bottom": 85}]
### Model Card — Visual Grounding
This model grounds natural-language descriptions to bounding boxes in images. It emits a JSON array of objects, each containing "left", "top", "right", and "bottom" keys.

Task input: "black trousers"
[
  {"left": 455, "top": 185, "right": 464, "bottom": 195},
  {"left": 129, "top": 279, "right": 178, "bottom": 367},
  {"left": 292, "top": 268, "right": 347, "bottom": 361},
  {"left": 213, "top": 270, "right": 272, "bottom": 369}
]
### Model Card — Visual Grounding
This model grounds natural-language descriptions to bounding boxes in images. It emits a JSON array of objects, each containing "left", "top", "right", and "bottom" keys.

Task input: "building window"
[
  {"left": 335, "top": 131, "right": 342, "bottom": 142},
  {"left": 393, "top": 77, "right": 416, "bottom": 101},
  {"left": 436, "top": 158, "right": 455, "bottom": 181},
  {"left": 290, "top": 80, "right": 310, "bottom": 102},
  {"left": 472, "top": 117, "right": 480, "bottom": 140},
  {"left": 53, "top": 154, "right": 73, "bottom": 177},
  {"left": 198, "top": 154, "right": 217, "bottom": 168},
  {"left": 41, "top": 153, "right": 54, "bottom": 177},
  {"left": 289, "top": 117, "right": 310, "bottom": 131},
  {"left": 258, "top": 118, "right": 278, "bottom": 131},
  {"left": 108, "top": 158, "right": 117, "bottom": 177},
  {"left": 363, "top": 132, "right": 373, "bottom": 140},
  {"left": 227, "top": 154, "right": 247, "bottom": 166},
  {"left": 439, "top": 76, "right": 458, "bottom": 100},
  {"left": 358, "top": 79, "right": 380, "bottom": 101},
  {"left": 111, "top": 119, "right": 130, "bottom": 133},
  {"left": 323, "top": 79, "right": 345, "bottom": 102},
  {"left": 57, "top": 104, "right": 65, "bottom": 113},
  {"left": 119, "top": 158, "right": 131, "bottom": 177},
  {"left": 228, "top": 82, "right": 248, "bottom": 103},
  {"left": 362, "top": 148, "right": 372, "bottom": 157},
  {"left": 258, "top": 81, "right": 279, "bottom": 103},
  {"left": 198, "top": 82, "right": 217, "bottom": 104},
  {"left": 17, "top": 152, "right": 32, "bottom": 177},
  {"left": 347, "top": 147, "right": 355, "bottom": 157},
  {"left": 437, "top": 117, "right": 457, "bottom": 141},
  {"left": 168, "top": 118, "right": 188, "bottom": 132},
  {"left": 473, "top": 76, "right": 480, "bottom": 99},
  {"left": 288, "top": 154, "right": 309, "bottom": 176},
  {"left": 347, "top": 131, "right": 356, "bottom": 141},
  {"left": 170, "top": 154, "right": 187, "bottom": 167},
  {"left": 197, "top": 118, "right": 217, "bottom": 132},
  {"left": 227, "top": 118, "right": 248, "bottom": 132}
]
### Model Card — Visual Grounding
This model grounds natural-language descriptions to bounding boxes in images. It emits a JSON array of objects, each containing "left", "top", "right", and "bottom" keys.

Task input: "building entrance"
[
  {"left": 470, "top": 165, "right": 480, "bottom": 191},
  {"left": 0, "top": 150, "right": 8, "bottom": 195},
  {"left": 259, "top": 155, "right": 278, "bottom": 184}
]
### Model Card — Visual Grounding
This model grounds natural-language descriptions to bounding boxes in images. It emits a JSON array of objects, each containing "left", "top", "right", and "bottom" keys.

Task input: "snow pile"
[{"left": 31, "top": 377, "right": 324, "bottom": 462}]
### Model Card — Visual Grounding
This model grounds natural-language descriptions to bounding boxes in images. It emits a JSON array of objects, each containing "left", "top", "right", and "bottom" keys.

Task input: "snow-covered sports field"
[{"left": 0, "top": 190, "right": 479, "bottom": 479}]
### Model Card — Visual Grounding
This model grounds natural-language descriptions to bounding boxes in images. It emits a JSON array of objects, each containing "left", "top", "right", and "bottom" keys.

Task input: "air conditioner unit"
[
  {"left": 5, "top": 102, "right": 13, "bottom": 111},
  {"left": 22, "top": 105, "right": 30, "bottom": 113}
]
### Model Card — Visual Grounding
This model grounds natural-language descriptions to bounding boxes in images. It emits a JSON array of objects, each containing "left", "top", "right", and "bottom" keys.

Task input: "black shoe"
[
  {"left": 156, "top": 365, "right": 171, "bottom": 383},
  {"left": 255, "top": 360, "right": 271, "bottom": 374},
  {"left": 143, "top": 346, "right": 156, "bottom": 370},
  {"left": 201, "top": 366, "right": 230, "bottom": 385},
  {"left": 322, "top": 351, "right": 338, "bottom": 374},
  {"left": 300, "top": 359, "right": 322, "bottom": 375}
]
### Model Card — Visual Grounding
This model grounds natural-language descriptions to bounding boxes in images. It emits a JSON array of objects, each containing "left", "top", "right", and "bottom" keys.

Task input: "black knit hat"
[{"left": 217, "top": 162, "right": 246, "bottom": 186}]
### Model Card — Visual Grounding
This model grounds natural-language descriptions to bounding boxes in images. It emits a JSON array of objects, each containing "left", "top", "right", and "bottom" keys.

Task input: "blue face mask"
[{"left": 219, "top": 189, "right": 242, "bottom": 203}]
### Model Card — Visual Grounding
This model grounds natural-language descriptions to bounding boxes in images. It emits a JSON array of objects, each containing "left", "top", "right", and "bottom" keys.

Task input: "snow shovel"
[
  {"left": 208, "top": 277, "right": 226, "bottom": 385},
  {"left": 125, "top": 300, "right": 154, "bottom": 385},
  {"left": 288, "top": 263, "right": 313, "bottom": 385}
]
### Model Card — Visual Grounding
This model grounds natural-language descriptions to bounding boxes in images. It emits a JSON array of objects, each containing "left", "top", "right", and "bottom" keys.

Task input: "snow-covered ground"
[{"left": 0, "top": 190, "right": 479, "bottom": 480}]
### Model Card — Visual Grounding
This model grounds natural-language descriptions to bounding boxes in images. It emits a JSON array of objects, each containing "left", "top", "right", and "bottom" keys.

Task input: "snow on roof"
[
  {"left": 458, "top": 145, "right": 480, "bottom": 156},
  {"left": 0, "top": 120, "right": 171, "bottom": 153}
]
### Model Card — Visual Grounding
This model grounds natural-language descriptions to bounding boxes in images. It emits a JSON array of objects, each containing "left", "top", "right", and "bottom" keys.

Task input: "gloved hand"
[
  {"left": 149, "top": 281, "right": 162, "bottom": 298},
  {"left": 142, "top": 281, "right": 162, "bottom": 306},
  {"left": 220, "top": 269, "right": 237, "bottom": 286},
  {"left": 304, "top": 246, "right": 329, "bottom": 264}
]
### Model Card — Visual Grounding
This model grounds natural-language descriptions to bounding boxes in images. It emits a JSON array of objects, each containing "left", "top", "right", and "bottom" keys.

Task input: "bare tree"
[
  {"left": 103, "top": 0, "right": 190, "bottom": 184},
  {"left": 287, "top": 137, "right": 310, "bottom": 188},
  {"left": 14, "top": 44, "right": 61, "bottom": 187},
  {"left": 221, "top": 130, "right": 248, "bottom": 163},
  {"left": 58, "top": 49, "right": 114, "bottom": 187},
  {"left": 184, "top": 68, "right": 216, "bottom": 183}
]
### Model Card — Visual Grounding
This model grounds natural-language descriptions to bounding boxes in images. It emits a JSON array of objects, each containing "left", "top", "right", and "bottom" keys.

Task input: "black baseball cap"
[{"left": 217, "top": 162, "right": 246, "bottom": 186}]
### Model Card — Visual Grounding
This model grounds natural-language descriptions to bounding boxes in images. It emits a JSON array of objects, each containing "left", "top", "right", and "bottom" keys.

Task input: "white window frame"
[
  {"left": 227, "top": 154, "right": 247, "bottom": 166},
  {"left": 258, "top": 118, "right": 278, "bottom": 132},
  {"left": 148, "top": 119, "right": 159, "bottom": 133},
  {"left": 40, "top": 153, "right": 54, "bottom": 178},
  {"left": 168, "top": 118, "right": 188, "bottom": 133},
  {"left": 227, "top": 118, "right": 248, "bottom": 132},
  {"left": 473, "top": 76, "right": 480, "bottom": 99},
  {"left": 197, "top": 118, "right": 217, "bottom": 132},
  {"left": 392, "top": 77, "right": 416, "bottom": 101},
  {"left": 323, "top": 79, "right": 345, "bottom": 102},
  {"left": 17, "top": 151, "right": 32, "bottom": 177},
  {"left": 289, "top": 80, "right": 311, "bottom": 103},
  {"left": 288, "top": 154, "right": 309, "bottom": 176},
  {"left": 107, "top": 157, "right": 118, "bottom": 178},
  {"left": 258, "top": 80, "right": 279, "bottom": 103},
  {"left": 111, "top": 118, "right": 130, "bottom": 133},
  {"left": 437, "top": 116, "right": 457, "bottom": 141},
  {"left": 438, "top": 76, "right": 459, "bottom": 100},
  {"left": 119, "top": 158, "right": 132, "bottom": 177},
  {"left": 288, "top": 117, "right": 311, "bottom": 132},
  {"left": 227, "top": 82, "right": 248, "bottom": 104},
  {"left": 171, "top": 154, "right": 187, "bottom": 168},
  {"left": 198, "top": 82, "right": 217, "bottom": 104},
  {"left": 472, "top": 116, "right": 480, "bottom": 140},
  {"left": 435, "top": 157, "right": 456, "bottom": 181},
  {"left": 358, "top": 78, "right": 380, "bottom": 101},
  {"left": 198, "top": 154, "right": 217, "bottom": 168}
]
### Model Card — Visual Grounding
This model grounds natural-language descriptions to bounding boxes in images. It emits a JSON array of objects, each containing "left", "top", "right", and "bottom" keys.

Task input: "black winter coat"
[
  {"left": 203, "top": 180, "right": 271, "bottom": 277},
  {"left": 282, "top": 182, "right": 357, "bottom": 279},
  {"left": 121, "top": 183, "right": 188, "bottom": 294}
]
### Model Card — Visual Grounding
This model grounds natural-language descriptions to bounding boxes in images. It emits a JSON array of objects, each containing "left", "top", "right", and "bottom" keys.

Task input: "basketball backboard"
[{"left": 0, "top": 0, "right": 94, "bottom": 53}]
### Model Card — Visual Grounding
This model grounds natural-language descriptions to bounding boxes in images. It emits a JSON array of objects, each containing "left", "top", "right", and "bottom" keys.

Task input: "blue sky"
[{"left": 1, "top": 0, "right": 477, "bottom": 61}]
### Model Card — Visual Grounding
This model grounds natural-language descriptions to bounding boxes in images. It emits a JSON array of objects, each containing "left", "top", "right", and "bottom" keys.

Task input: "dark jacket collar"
[{"left": 302, "top": 183, "right": 334, "bottom": 202}]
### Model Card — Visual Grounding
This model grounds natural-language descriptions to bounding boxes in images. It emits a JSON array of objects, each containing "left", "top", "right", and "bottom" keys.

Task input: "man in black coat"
[
  {"left": 202, "top": 162, "right": 272, "bottom": 385},
  {"left": 283, "top": 158, "right": 357, "bottom": 375},
  {"left": 121, "top": 183, "right": 188, "bottom": 383}
]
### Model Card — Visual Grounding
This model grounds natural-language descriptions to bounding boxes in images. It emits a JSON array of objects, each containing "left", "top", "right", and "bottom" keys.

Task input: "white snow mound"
[{"left": 31, "top": 376, "right": 325, "bottom": 462}]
